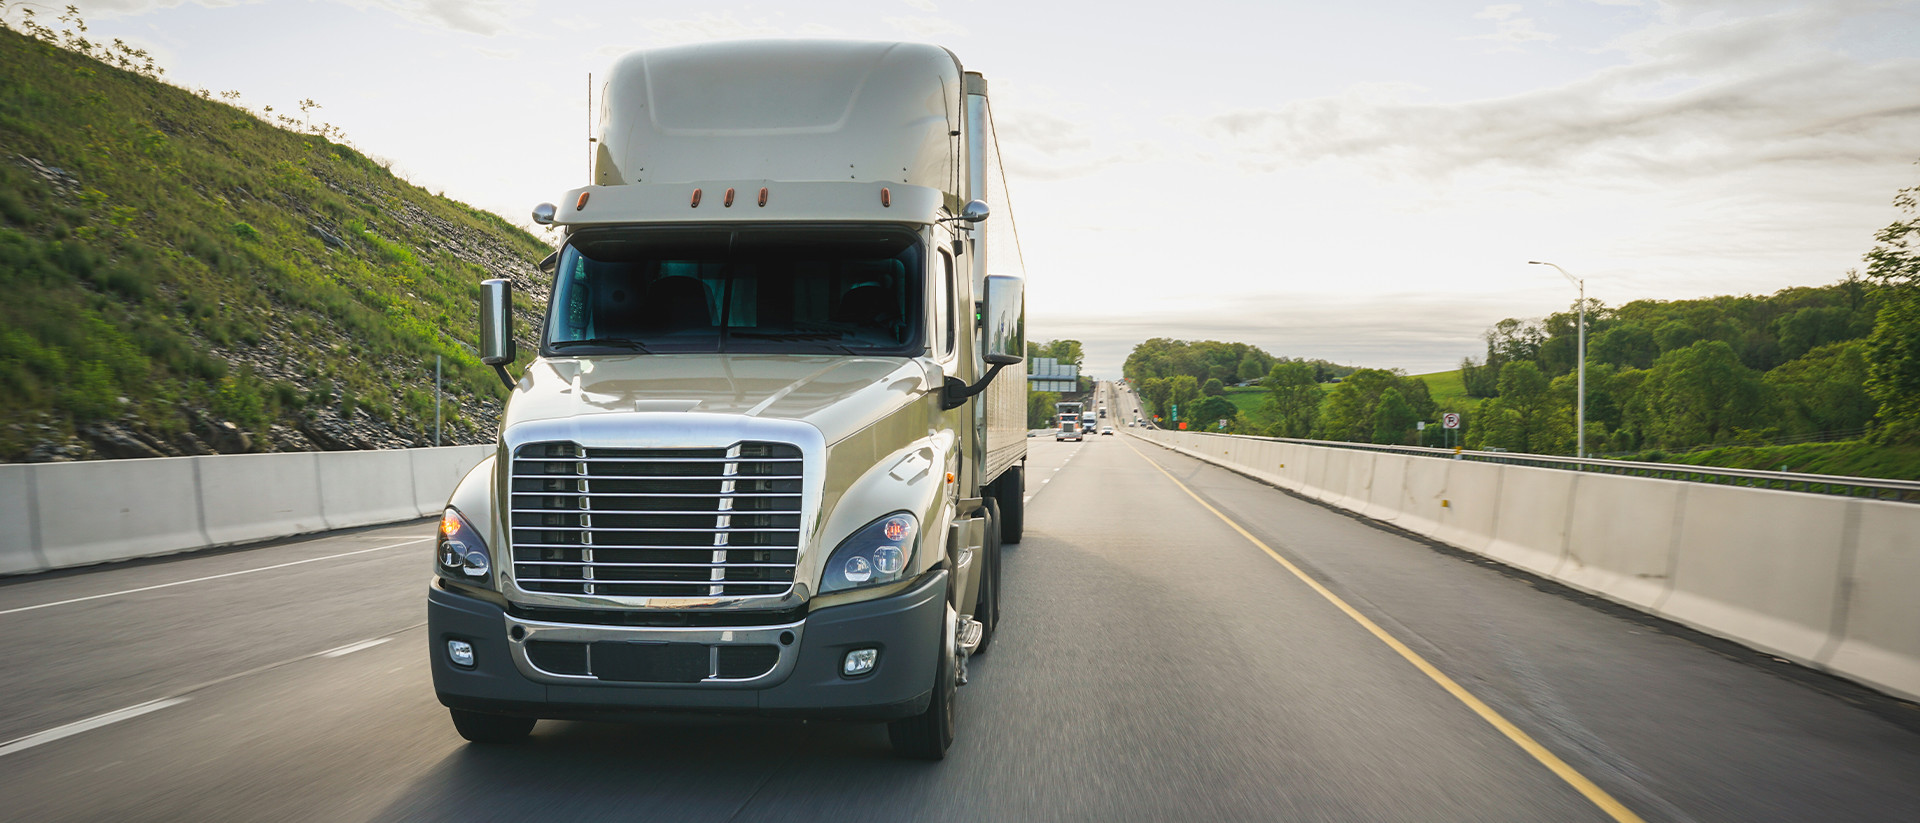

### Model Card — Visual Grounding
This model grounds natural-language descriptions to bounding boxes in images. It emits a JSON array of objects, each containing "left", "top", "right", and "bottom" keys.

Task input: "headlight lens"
[
  {"left": 436, "top": 508, "right": 493, "bottom": 584},
  {"left": 821, "top": 512, "right": 918, "bottom": 594}
]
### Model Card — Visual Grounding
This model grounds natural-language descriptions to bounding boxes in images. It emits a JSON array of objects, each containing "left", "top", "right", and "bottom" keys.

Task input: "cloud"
[
  {"left": 904, "top": 0, "right": 939, "bottom": 11},
  {"left": 637, "top": 12, "right": 842, "bottom": 46},
  {"left": 47, "top": 0, "right": 243, "bottom": 16},
  {"left": 1464, "top": 4, "right": 1557, "bottom": 48},
  {"left": 337, "top": 1, "right": 524, "bottom": 37},
  {"left": 884, "top": 16, "right": 968, "bottom": 38},
  {"left": 1205, "top": 3, "right": 1920, "bottom": 184},
  {"left": 993, "top": 107, "right": 1151, "bottom": 180}
]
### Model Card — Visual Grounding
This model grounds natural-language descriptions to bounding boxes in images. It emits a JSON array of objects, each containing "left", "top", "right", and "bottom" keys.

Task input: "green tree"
[
  {"left": 1317, "top": 369, "right": 1438, "bottom": 443},
  {"left": 1139, "top": 377, "right": 1170, "bottom": 419},
  {"left": 1193, "top": 395, "right": 1238, "bottom": 429},
  {"left": 1167, "top": 375, "right": 1200, "bottom": 421},
  {"left": 1319, "top": 369, "right": 1397, "bottom": 441},
  {"left": 1201, "top": 377, "right": 1225, "bottom": 397},
  {"left": 1026, "top": 390, "right": 1060, "bottom": 429},
  {"left": 1645, "top": 340, "right": 1770, "bottom": 446},
  {"left": 1371, "top": 387, "right": 1418, "bottom": 444},
  {"left": 1460, "top": 356, "right": 1498, "bottom": 398},
  {"left": 1589, "top": 322, "right": 1659, "bottom": 370},
  {"left": 1478, "top": 360, "right": 1569, "bottom": 453},
  {"left": 1864, "top": 176, "right": 1920, "bottom": 442},
  {"left": 1236, "top": 358, "right": 1265, "bottom": 383},
  {"left": 1035, "top": 339, "right": 1083, "bottom": 368},
  {"left": 1767, "top": 341, "right": 1874, "bottom": 437},
  {"left": 1865, "top": 289, "right": 1920, "bottom": 441},
  {"left": 1263, "top": 361, "right": 1321, "bottom": 438}
]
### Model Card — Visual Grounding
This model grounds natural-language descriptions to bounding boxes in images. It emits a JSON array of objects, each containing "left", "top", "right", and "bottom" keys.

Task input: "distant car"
[
  {"left": 1100, "top": 426, "right": 1113, "bottom": 436},
  {"left": 1027, "top": 430, "right": 1036, "bottom": 437}
]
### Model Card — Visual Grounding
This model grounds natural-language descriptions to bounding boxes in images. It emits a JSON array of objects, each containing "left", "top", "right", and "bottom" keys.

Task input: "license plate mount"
[{"left": 591, "top": 641, "right": 710, "bottom": 683}]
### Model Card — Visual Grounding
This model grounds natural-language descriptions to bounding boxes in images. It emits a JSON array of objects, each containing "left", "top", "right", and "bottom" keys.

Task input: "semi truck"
[{"left": 428, "top": 40, "right": 1027, "bottom": 760}]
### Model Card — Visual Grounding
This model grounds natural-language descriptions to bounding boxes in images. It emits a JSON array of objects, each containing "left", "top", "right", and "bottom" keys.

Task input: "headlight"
[
  {"left": 436, "top": 507, "right": 493, "bottom": 584},
  {"left": 820, "top": 512, "right": 918, "bottom": 594}
]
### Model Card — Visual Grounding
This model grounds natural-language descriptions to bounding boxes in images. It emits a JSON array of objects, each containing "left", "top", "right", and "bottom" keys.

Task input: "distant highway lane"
[{"left": 2, "top": 430, "right": 1918, "bottom": 821}]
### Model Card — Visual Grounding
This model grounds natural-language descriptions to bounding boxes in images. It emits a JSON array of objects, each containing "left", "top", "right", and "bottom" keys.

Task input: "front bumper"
[{"left": 429, "top": 570, "right": 947, "bottom": 721}]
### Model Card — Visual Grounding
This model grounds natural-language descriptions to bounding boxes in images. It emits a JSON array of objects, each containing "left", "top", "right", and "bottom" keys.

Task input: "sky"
[{"left": 36, "top": 0, "right": 1920, "bottom": 379}]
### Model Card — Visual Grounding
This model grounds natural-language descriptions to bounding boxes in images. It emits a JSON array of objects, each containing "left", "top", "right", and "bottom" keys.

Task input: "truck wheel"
[
  {"left": 973, "top": 498, "right": 1002, "bottom": 654},
  {"left": 995, "top": 465, "right": 1024, "bottom": 544},
  {"left": 449, "top": 709, "right": 536, "bottom": 744},
  {"left": 889, "top": 605, "right": 958, "bottom": 759}
]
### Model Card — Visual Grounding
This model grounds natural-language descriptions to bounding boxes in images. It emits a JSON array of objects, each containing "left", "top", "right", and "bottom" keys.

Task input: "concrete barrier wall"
[
  {"left": 1828, "top": 500, "right": 1920, "bottom": 701},
  {"left": 317, "top": 449, "right": 420, "bottom": 531},
  {"left": 199, "top": 452, "right": 325, "bottom": 547},
  {"left": 0, "top": 465, "right": 40, "bottom": 575},
  {"left": 0, "top": 445, "right": 491, "bottom": 577},
  {"left": 1129, "top": 428, "right": 1920, "bottom": 703}
]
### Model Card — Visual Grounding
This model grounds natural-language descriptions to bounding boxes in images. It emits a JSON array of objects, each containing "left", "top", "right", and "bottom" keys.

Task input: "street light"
[{"left": 1528, "top": 261, "right": 1586, "bottom": 459}]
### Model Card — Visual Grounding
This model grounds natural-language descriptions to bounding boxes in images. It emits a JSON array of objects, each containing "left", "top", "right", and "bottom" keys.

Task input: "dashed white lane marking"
[
  {"left": 321, "top": 637, "right": 393, "bottom": 658},
  {"left": 1023, "top": 495, "right": 1033, "bottom": 503},
  {"left": 0, "top": 621, "right": 425, "bottom": 760},
  {"left": 0, "top": 537, "right": 433, "bottom": 617},
  {"left": 0, "top": 698, "right": 189, "bottom": 759}
]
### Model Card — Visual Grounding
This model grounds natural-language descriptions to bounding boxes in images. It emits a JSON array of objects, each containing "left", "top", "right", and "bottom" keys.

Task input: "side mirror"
[
  {"left": 981, "top": 274, "right": 1023, "bottom": 366},
  {"left": 942, "top": 274, "right": 1023, "bottom": 410},
  {"left": 939, "top": 199, "right": 990, "bottom": 225},
  {"left": 531, "top": 203, "right": 557, "bottom": 226},
  {"left": 480, "top": 279, "right": 517, "bottom": 390}
]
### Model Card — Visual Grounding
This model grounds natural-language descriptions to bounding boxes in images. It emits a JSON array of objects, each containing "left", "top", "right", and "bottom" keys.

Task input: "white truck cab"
[{"left": 428, "top": 41, "right": 1027, "bottom": 760}]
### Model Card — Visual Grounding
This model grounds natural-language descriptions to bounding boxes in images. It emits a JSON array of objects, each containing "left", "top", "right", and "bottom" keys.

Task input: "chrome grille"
[{"left": 509, "top": 441, "right": 802, "bottom": 598}]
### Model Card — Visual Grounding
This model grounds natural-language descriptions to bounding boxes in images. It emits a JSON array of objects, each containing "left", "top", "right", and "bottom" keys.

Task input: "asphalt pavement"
[{"left": 2, "top": 420, "right": 1917, "bottom": 821}]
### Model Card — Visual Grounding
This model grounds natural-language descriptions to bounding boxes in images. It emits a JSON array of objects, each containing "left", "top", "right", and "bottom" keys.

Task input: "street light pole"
[{"left": 1529, "top": 261, "right": 1586, "bottom": 459}]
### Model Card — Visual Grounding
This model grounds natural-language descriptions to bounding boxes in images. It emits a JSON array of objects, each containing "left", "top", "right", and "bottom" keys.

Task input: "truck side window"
[{"left": 937, "top": 250, "right": 956, "bottom": 357}]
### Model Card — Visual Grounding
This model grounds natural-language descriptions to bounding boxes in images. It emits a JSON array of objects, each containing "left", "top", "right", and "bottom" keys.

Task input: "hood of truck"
[{"left": 501, "top": 354, "right": 937, "bottom": 445}]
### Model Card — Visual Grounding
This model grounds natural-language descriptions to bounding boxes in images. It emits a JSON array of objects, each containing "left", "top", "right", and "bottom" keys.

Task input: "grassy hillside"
[
  {"left": 0, "top": 22, "right": 549, "bottom": 461},
  {"left": 1411, "top": 368, "right": 1480, "bottom": 410},
  {"left": 1222, "top": 386, "right": 1265, "bottom": 416}
]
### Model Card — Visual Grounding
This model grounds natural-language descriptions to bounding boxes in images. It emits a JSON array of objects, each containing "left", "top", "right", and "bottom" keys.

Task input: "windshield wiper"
[
  {"left": 550, "top": 338, "right": 652, "bottom": 353},
  {"left": 727, "top": 331, "right": 857, "bottom": 354}
]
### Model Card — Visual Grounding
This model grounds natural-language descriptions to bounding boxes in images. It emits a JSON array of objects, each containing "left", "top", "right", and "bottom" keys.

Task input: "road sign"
[{"left": 1443, "top": 413, "right": 1461, "bottom": 429}]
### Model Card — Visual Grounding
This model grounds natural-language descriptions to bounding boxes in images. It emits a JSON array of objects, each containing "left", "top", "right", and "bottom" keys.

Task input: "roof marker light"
[
  {"left": 724, "top": 188, "right": 735, "bottom": 207},
  {"left": 690, "top": 188, "right": 702, "bottom": 207},
  {"left": 758, "top": 187, "right": 768, "bottom": 207},
  {"left": 881, "top": 187, "right": 891, "bottom": 207},
  {"left": 575, "top": 192, "right": 590, "bottom": 210}
]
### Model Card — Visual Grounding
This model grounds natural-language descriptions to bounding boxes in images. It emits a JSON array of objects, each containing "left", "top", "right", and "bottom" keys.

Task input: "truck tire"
[
  {"left": 995, "top": 465, "right": 1025, "bottom": 544},
  {"left": 449, "top": 709, "right": 536, "bottom": 744},
  {"left": 972, "top": 498, "right": 1002, "bottom": 654},
  {"left": 889, "top": 604, "right": 958, "bottom": 759}
]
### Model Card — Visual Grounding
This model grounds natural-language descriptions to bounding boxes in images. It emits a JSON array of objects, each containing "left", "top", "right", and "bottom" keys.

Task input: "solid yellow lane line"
[{"left": 1123, "top": 439, "right": 1647, "bottom": 823}]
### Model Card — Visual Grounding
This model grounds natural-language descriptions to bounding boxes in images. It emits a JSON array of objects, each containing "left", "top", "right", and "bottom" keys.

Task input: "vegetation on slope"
[{"left": 0, "top": 13, "right": 549, "bottom": 461}]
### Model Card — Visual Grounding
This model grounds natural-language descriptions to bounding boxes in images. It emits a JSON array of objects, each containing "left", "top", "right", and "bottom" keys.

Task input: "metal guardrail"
[{"left": 1135, "top": 427, "right": 1920, "bottom": 503}]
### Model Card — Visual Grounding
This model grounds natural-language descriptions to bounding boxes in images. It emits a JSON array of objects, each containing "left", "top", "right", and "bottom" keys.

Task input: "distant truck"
[{"left": 429, "top": 40, "right": 1027, "bottom": 760}]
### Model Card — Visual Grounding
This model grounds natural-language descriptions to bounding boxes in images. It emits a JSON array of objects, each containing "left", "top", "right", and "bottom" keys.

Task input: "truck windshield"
[{"left": 543, "top": 225, "right": 926, "bottom": 356}]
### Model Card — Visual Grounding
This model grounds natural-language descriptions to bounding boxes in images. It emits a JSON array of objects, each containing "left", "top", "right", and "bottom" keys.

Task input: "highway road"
[{"left": 4, "top": 400, "right": 1919, "bottom": 820}]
